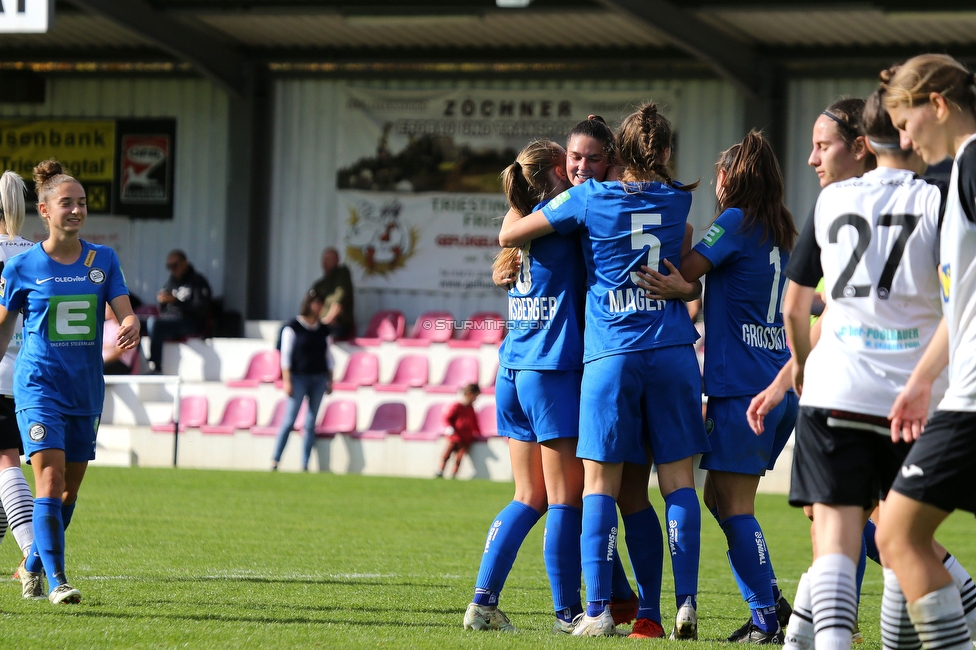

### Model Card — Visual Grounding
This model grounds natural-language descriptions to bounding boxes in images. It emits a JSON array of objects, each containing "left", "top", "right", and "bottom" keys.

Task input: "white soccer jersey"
[
  {"left": 0, "top": 235, "right": 33, "bottom": 396},
  {"left": 787, "top": 167, "right": 946, "bottom": 417},
  {"left": 938, "top": 133, "right": 976, "bottom": 412}
]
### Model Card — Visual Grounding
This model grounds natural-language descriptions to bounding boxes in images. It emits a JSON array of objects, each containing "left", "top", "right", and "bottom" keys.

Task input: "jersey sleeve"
[
  {"left": 104, "top": 247, "right": 129, "bottom": 301},
  {"left": 0, "top": 258, "right": 26, "bottom": 312},
  {"left": 542, "top": 185, "right": 587, "bottom": 236},
  {"left": 693, "top": 208, "right": 743, "bottom": 268},
  {"left": 785, "top": 206, "right": 822, "bottom": 287},
  {"left": 957, "top": 143, "right": 976, "bottom": 224}
]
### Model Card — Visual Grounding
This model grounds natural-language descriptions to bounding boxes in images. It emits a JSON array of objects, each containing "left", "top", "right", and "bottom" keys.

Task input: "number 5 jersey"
[
  {"left": 786, "top": 166, "right": 946, "bottom": 417},
  {"left": 0, "top": 240, "right": 129, "bottom": 415}
]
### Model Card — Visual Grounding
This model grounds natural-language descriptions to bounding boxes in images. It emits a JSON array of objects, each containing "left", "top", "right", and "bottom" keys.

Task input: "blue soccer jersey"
[
  {"left": 0, "top": 240, "right": 129, "bottom": 415},
  {"left": 499, "top": 199, "right": 586, "bottom": 371},
  {"left": 694, "top": 208, "right": 791, "bottom": 397},
  {"left": 543, "top": 179, "right": 698, "bottom": 362}
]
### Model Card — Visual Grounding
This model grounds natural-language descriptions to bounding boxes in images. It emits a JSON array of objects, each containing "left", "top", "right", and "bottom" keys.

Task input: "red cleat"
[
  {"left": 629, "top": 617, "right": 666, "bottom": 639},
  {"left": 610, "top": 592, "right": 639, "bottom": 625}
]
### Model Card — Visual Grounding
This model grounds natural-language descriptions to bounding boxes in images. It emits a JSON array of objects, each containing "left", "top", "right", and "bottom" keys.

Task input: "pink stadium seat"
[
  {"left": 476, "top": 404, "right": 498, "bottom": 440},
  {"left": 226, "top": 350, "right": 281, "bottom": 388},
  {"left": 398, "top": 311, "right": 454, "bottom": 347},
  {"left": 447, "top": 312, "right": 506, "bottom": 348},
  {"left": 151, "top": 395, "right": 209, "bottom": 433},
  {"left": 331, "top": 352, "right": 380, "bottom": 391},
  {"left": 251, "top": 399, "right": 307, "bottom": 436},
  {"left": 353, "top": 310, "right": 406, "bottom": 346},
  {"left": 425, "top": 356, "right": 480, "bottom": 394},
  {"left": 200, "top": 396, "right": 258, "bottom": 434},
  {"left": 374, "top": 355, "right": 429, "bottom": 392},
  {"left": 402, "top": 403, "right": 448, "bottom": 441},
  {"left": 350, "top": 402, "right": 407, "bottom": 439},
  {"left": 315, "top": 400, "right": 357, "bottom": 438}
]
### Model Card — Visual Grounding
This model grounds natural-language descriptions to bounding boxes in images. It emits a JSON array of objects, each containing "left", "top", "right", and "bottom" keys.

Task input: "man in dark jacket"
[
  {"left": 310, "top": 247, "right": 355, "bottom": 340},
  {"left": 147, "top": 250, "right": 212, "bottom": 372}
]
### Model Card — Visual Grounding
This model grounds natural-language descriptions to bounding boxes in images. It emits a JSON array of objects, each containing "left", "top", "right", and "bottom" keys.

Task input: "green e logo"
[{"left": 49, "top": 295, "right": 97, "bottom": 341}]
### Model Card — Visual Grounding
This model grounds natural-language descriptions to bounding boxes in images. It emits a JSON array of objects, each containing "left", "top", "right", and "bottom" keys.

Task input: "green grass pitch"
[{"left": 1, "top": 467, "right": 975, "bottom": 648}]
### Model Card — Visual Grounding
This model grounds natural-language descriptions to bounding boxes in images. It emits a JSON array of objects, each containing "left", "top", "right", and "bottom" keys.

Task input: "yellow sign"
[{"left": 0, "top": 120, "right": 115, "bottom": 183}]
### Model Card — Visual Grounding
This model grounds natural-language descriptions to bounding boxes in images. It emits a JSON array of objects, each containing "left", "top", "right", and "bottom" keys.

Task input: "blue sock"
[
  {"left": 752, "top": 605, "right": 779, "bottom": 633},
  {"left": 863, "top": 519, "right": 881, "bottom": 564},
  {"left": 856, "top": 533, "right": 867, "bottom": 602},
  {"left": 665, "top": 487, "right": 700, "bottom": 610},
  {"left": 32, "top": 497, "right": 66, "bottom": 589},
  {"left": 623, "top": 506, "right": 664, "bottom": 624},
  {"left": 472, "top": 500, "right": 541, "bottom": 606},
  {"left": 707, "top": 506, "right": 721, "bottom": 524},
  {"left": 62, "top": 501, "right": 76, "bottom": 530},
  {"left": 611, "top": 547, "right": 634, "bottom": 600},
  {"left": 581, "top": 493, "right": 617, "bottom": 616},
  {"left": 544, "top": 504, "right": 583, "bottom": 618},
  {"left": 721, "top": 515, "right": 776, "bottom": 610}
]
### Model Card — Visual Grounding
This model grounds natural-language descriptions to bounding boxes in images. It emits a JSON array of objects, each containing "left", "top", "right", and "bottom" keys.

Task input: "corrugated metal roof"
[{"left": 0, "top": 14, "right": 156, "bottom": 49}]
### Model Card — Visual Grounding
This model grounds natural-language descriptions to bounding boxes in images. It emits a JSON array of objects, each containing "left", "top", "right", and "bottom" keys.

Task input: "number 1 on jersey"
[
  {"left": 767, "top": 246, "right": 783, "bottom": 323},
  {"left": 630, "top": 213, "right": 662, "bottom": 285}
]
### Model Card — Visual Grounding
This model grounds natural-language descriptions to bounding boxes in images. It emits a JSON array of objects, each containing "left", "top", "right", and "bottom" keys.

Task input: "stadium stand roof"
[{"left": 3, "top": 1, "right": 976, "bottom": 98}]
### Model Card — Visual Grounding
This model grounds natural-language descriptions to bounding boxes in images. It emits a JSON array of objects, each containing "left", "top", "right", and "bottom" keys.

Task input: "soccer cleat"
[
  {"left": 49, "top": 583, "right": 82, "bottom": 605},
  {"left": 572, "top": 606, "right": 616, "bottom": 637},
  {"left": 776, "top": 595, "right": 794, "bottom": 630},
  {"left": 610, "top": 592, "right": 640, "bottom": 625},
  {"left": 629, "top": 617, "right": 666, "bottom": 639},
  {"left": 552, "top": 614, "right": 581, "bottom": 635},
  {"left": 463, "top": 602, "right": 515, "bottom": 632},
  {"left": 731, "top": 622, "right": 785, "bottom": 644},
  {"left": 20, "top": 567, "right": 45, "bottom": 600},
  {"left": 852, "top": 619, "right": 862, "bottom": 644},
  {"left": 13, "top": 556, "right": 25, "bottom": 581},
  {"left": 670, "top": 596, "right": 698, "bottom": 640}
]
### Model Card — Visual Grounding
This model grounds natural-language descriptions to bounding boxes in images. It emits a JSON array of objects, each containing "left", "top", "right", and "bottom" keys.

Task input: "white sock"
[
  {"left": 907, "top": 583, "right": 972, "bottom": 650},
  {"left": 943, "top": 554, "right": 976, "bottom": 641},
  {"left": 0, "top": 466, "right": 34, "bottom": 555},
  {"left": 786, "top": 570, "right": 816, "bottom": 650},
  {"left": 882, "top": 568, "right": 922, "bottom": 650},
  {"left": 811, "top": 554, "right": 858, "bottom": 650}
]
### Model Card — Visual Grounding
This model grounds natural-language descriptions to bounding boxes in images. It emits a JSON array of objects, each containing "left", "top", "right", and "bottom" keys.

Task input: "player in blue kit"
[
  {"left": 0, "top": 160, "right": 140, "bottom": 605},
  {"left": 499, "top": 102, "right": 709, "bottom": 639},
  {"left": 637, "top": 131, "right": 798, "bottom": 643}
]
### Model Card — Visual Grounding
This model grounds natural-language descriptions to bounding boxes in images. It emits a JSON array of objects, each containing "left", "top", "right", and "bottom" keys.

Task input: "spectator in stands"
[
  {"left": 146, "top": 250, "right": 212, "bottom": 373},
  {"left": 310, "top": 247, "right": 354, "bottom": 340},
  {"left": 271, "top": 289, "right": 335, "bottom": 472},
  {"left": 436, "top": 384, "right": 481, "bottom": 478},
  {"left": 103, "top": 304, "right": 137, "bottom": 375}
]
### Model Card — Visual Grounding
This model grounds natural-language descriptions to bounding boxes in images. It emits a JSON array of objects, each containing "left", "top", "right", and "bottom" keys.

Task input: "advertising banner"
[
  {"left": 336, "top": 87, "right": 678, "bottom": 291},
  {"left": 113, "top": 119, "right": 177, "bottom": 219}
]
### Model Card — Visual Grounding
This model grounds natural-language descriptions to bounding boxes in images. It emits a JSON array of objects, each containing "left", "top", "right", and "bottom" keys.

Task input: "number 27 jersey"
[
  {"left": 0, "top": 240, "right": 129, "bottom": 415},
  {"left": 786, "top": 167, "right": 945, "bottom": 416}
]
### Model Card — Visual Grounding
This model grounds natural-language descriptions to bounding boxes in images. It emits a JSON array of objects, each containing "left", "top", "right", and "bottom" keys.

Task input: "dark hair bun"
[{"left": 32, "top": 159, "right": 63, "bottom": 187}]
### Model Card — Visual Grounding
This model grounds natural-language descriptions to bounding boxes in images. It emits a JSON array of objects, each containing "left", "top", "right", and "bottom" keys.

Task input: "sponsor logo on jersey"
[
  {"left": 36, "top": 276, "right": 54, "bottom": 284},
  {"left": 28, "top": 423, "right": 45, "bottom": 441},
  {"left": 48, "top": 294, "right": 98, "bottom": 343},
  {"left": 87, "top": 268, "right": 106, "bottom": 285},
  {"left": 607, "top": 288, "right": 665, "bottom": 314},
  {"left": 702, "top": 223, "right": 725, "bottom": 247},
  {"left": 740, "top": 324, "right": 788, "bottom": 350},
  {"left": 901, "top": 464, "right": 924, "bottom": 478},
  {"left": 548, "top": 190, "right": 570, "bottom": 210},
  {"left": 940, "top": 263, "right": 951, "bottom": 303},
  {"left": 836, "top": 325, "right": 921, "bottom": 351}
]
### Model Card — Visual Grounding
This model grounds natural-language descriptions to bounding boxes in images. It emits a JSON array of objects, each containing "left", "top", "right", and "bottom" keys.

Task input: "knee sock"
[
  {"left": 0, "top": 466, "right": 34, "bottom": 555},
  {"left": 31, "top": 497, "right": 66, "bottom": 589},
  {"left": 810, "top": 553, "right": 858, "bottom": 650},
  {"left": 907, "top": 584, "right": 972, "bottom": 650},
  {"left": 611, "top": 548, "right": 634, "bottom": 600},
  {"left": 722, "top": 514, "right": 777, "bottom": 632},
  {"left": 581, "top": 493, "right": 617, "bottom": 616},
  {"left": 543, "top": 504, "right": 583, "bottom": 621},
  {"left": 62, "top": 501, "right": 76, "bottom": 530},
  {"left": 785, "top": 570, "right": 815, "bottom": 650},
  {"left": 881, "top": 567, "right": 921, "bottom": 650},
  {"left": 472, "top": 500, "right": 541, "bottom": 606},
  {"left": 943, "top": 553, "right": 976, "bottom": 640},
  {"left": 665, "top": 487, "right": 700, "bottom": 610},
  {"left": 623, "top": 506, "right": 663, "bottom": 624},
  {"left": 863, "top": 519, "right": 881, "bottom": 564}
]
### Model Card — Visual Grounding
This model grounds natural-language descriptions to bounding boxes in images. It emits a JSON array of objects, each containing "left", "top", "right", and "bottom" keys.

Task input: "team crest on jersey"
[
  {"left": 548, "top": 190, "right": 571, "bottom": 210},
  {"left": 940, "top": 263, "right": 951, "bottom": 303},
  {"left": 87, "top": 268, "right": 106, "bottom": 285},
  {"left": 702, "top": 224, "right": 725, "bottom": 247},
  {"left": 28, "top": 423, "right": 46, "bottom": 442}
]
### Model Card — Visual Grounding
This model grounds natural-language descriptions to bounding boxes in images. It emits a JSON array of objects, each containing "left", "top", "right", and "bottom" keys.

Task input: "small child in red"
[{"left": 436, "top": 383, "right": 481, "bottom": 478}]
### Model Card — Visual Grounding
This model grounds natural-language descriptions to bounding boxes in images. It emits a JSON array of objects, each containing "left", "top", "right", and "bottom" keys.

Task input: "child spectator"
[{"left": 436, "top": 384, "right": 481, "bottom": 478}]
